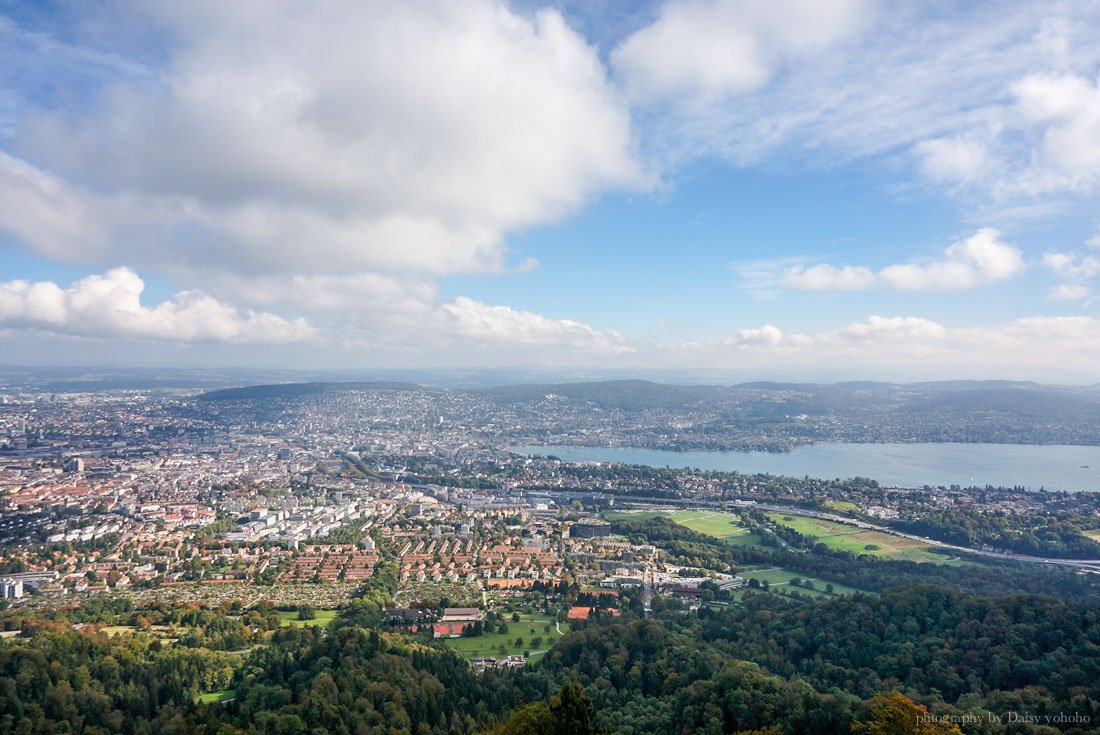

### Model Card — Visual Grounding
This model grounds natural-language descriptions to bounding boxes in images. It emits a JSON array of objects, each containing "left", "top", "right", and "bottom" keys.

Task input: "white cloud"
[
  {"left": 612, "top": 0, "right": 869, "bottom": 104},
  {"left": 915, "top": 137, "right": 990, "bottom": 184},
  {"left": 1043, "top": 251, "right": 1100, "bottom": 280},
  {"left": 611, "top": 0, "right": 1100, "bottom": 211},
  {"left": 774, "top": 228, "right": 1024, "bottom": 292},
  {"left": 441, "top": 297, "right": 633, "bottom": 353},
  {"left": 781, "top": 263, "right": 876, "bottom": 290},
  {"left": 0, "top": 268, "right": 315, "bottom": 344},
  {"left": 878, "top": 228, "right": 1024, "bottom": 290},
  {"left": 727, "top": 324, "right": 783, "bottom": 347},
  {"left": 667, "top": 313, "right": 1100, "bottom": 381},
  {"left": 1009, "top": 73, "right": 1100, "bottom": 193},
  {"left": 1047, "top": 283, "right": 1090, "bottom": 301},
  {"left": 835, "top": 315, "right": 947, "bottom": 341},
  {"left": 5, "top": 1, "right": 644, "bottom": 276}
]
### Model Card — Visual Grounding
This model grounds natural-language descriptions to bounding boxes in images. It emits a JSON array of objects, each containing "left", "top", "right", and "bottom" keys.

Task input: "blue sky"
[{"left": 2, "top": 0, "right": 1100, "bottom": 380}]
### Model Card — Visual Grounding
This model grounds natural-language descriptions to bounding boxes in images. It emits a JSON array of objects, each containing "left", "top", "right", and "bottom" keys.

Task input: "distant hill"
[
  {"left": 478, "top": 379, "right": 719, "bottom": 410},
  {"left": 196, "top": 381, "right": 424, "bottom": 401}
]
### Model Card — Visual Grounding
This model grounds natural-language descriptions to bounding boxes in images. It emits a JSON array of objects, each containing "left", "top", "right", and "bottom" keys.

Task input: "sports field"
[
  {"left": 766, "top": 513, "right": 945, "bottom": 562},
  {"left": 606, "top": 509, "right": 752, "bottom": 540}
]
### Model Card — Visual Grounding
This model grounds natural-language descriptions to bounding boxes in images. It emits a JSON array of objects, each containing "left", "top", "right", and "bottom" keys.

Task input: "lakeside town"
[{"left": 2, "top": 382, "right": 1100, "bottom": 669}]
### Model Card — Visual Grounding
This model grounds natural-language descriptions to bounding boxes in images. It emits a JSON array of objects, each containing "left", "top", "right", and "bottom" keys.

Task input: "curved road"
[
  {"left": 747, "top": 502, "right": 1100, "bottom": 572},
  {"left": 544, "top": 490, "right": 1100, "bottom": 572}
]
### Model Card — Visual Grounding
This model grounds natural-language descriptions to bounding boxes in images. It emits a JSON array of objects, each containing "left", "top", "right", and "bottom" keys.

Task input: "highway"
[{"left": 540, "top": 490, "right": 1100, "bottom": 573}]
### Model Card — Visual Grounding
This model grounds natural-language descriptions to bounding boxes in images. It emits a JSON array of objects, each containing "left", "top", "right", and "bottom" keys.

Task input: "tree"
[
  {"left": 851, "top": 692, "right": 963, "bottom": 735},
  {"left": 484, "top": 681, "right": 602, "bottom": 735},
  {"left": 297, "top": 605, "right": 316, "bottom": 621}
]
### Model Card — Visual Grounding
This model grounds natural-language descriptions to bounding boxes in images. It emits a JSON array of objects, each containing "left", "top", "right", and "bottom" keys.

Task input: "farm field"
[
  {"left": 277, "top": 609, "right": 339, "bottom": 627},
  {"left": 766, "top": 513, "right": 946, "bottom": 563},
  {"left": 439, "top": 613, "right": 569, "bottom": 661}
]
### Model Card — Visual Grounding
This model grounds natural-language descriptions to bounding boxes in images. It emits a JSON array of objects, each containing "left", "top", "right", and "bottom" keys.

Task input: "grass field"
[
  {"left": 100, "top": 625, "right": 178, "bottom": 637},
  {"left": 766, "top": 513, "right": 945, "bottom": 563},
  {"left": 605, "top": 509, "right": 752, "bottom": 540},
  {"left": 277, "top": 609, "right": 339, "bottom": 627},
  {"left": 440, "top": 613, "right": 569, "bottom": 661},
  {"left": 723, "top": 533, "right": 764, "bottom": 546},
  {"left": 196, "top": 689, "right": 236, "bottom": 704},
  {"left": 735, "top": 567, "right": 868, "bottom": 599},
  {"left": 1085, "top": 529, "right": 1100, "bottom": 542},
  {"left": 824, "top": 500, "right": 860, "bottom": 513}
]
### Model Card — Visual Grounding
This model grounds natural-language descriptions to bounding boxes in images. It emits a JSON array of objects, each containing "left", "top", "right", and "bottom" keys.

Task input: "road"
[
  {"left": 541, "top": 489, "right": 1100, "bottom": 573},
  {"left": 746, "top": 502, "right": 1100, "bottom": 573}
]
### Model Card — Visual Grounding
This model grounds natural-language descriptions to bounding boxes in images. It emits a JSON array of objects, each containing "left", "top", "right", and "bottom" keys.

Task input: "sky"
[{"left": 1, "top": 0, "right": 1100, "bottom": 382}]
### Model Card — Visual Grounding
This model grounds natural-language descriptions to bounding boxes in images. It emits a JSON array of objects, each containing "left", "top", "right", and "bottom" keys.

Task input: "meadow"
[
  {"left": 439, "top": 613, "right": 569, "bottom": 661},
  {"left": 766, "top": 513, "right": 946, "bottom": 563},
  {"left": 276, "top": 609, "right": 339, "bottom": 627}
]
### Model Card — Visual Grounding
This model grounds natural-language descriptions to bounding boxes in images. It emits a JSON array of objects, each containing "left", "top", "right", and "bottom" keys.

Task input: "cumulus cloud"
[
  {"left": 0, "top": 268, "right": 314, "bottom": 344},
  {"left": 612, "top": 0, "right": 868, "bottom": 104},
  {"left": 835, "top": 315, "right": 947, "bottom": 340},
  {"left": 878, "top": 228, "right": 1024, "bottom": 290},
  {"left": 781, "top": 263, "right": 876, "bottom": 290},
  {"left": 1009, "top": 72, "right": 1100, "bottom": 193},
  {"left": 1047, "top": 283, "right": 1090, "bottom": 301},
  {"left": 441, "top": 297, "right": 633, "bottom": 353},
  {"left": 776, "top": 228, "right": 1024, "bottom": 292},
  {"left": 4, "top": 1, "right": 643, "bottom": 276},
  {"left": 1042, "top": 248, "right": 1100, "bottom": 303},
  {"left": 915, "top": 137, "right": 990, "bottom": 184},
  {"left": 726, "top": 324, "right": 783, "bottom": 347},
  {"left": 669, "top": 313, "right": 1100, "bottom": 381},
  {"left": 1043, "top": 251, "right": 1100, "bottom": 280}
]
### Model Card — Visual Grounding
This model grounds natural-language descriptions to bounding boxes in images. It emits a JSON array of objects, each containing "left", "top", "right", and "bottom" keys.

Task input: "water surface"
[{"left": 512, "top": 443, "right": 1100, "bottom": 492}]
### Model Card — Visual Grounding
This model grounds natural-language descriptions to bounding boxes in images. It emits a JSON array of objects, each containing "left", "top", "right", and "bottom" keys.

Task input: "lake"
[{"left": 511, "top": 443, "right": 1100, "bottom": 492}]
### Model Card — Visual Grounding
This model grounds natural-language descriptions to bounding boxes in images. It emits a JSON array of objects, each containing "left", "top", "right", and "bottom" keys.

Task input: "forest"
[{"left": 1, "top": 569, "right": 1098, "bottom": 735}]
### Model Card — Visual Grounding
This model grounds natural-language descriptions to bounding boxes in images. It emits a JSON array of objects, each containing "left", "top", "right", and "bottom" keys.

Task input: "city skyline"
[{"left": 2, "top": 1, "right": 1100, "bottom": 380}]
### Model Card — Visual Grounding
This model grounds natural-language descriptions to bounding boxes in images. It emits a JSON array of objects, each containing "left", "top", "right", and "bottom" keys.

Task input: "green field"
[
  {"left": 767, "top": 513, "right": 945, "bottom": 563},
  {"left": 605, "top": 510, "right": 752, "bottom": 540},
  {"left": 100, "top": 624, "right": 179, "bottom": 638},
  {"left": 723, "top": 533, "right": 763, "bottom": 546},
  {"left": 196, "top": 690, "right": 236, "bottom": 704},
  {"left": 277, "top": 609, "right": 339, "bottom": 627},
  {"left": 736, "top": 567, "right": 867, "bottom": 599},
  {"left": 1085, "top": 529, "right": 1100, "bottom": 542},
  {"left": 440, "top": 614, "right": 569, "bottom": 661},
  {"left": 824, "top": 500, "right": 860, "bottom": 513}
]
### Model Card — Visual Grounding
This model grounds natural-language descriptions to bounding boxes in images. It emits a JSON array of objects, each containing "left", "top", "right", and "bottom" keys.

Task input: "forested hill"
[
  {"left": 189, "top": 378, "right": 1100, "bottom": 447},
  {"left": 196, "top": 381, "right": 425, "bottom": 401},
  {"left": 2, "top": 582, "right": 1098, "bottom": 735}
]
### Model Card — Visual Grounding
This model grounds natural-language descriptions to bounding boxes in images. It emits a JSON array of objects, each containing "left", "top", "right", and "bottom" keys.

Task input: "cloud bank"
[{"left": 0, "top": 269, "right": 314, "bottom": 344}]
